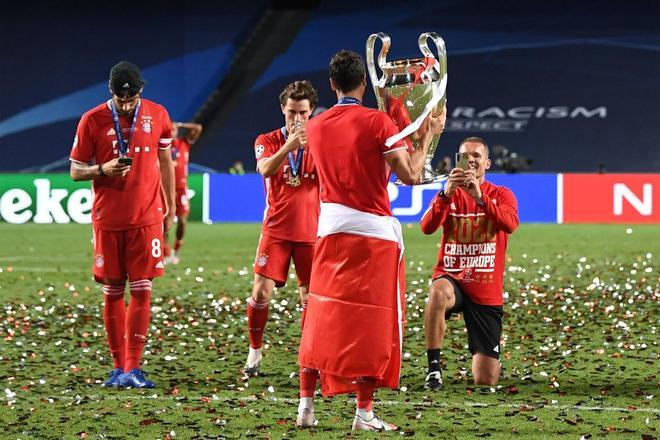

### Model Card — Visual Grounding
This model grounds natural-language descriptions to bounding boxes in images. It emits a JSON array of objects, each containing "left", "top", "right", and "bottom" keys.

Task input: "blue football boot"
[
  {"left": 118, "top": 369, "right": 155, "bottom": 388},
  {"left": 102, "top": 368, "right": 124, "bottom": 387}
]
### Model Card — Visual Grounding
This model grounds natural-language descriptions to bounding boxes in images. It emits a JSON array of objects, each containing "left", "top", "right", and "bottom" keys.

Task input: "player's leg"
[
  {"left": 351, "top": 377, "right": 396, "bottom": 431},
  {"left": 170, "top": 190, "right": 190, "bottom": 265},
  {"left": 292, "top": 243, "right": 318, "bottom": 427},
  {"left": 472, "top": 353, "right": 501, "bottom": 385},
  {"left": 292, "top": 242, "right": 314, "bottom": 329},
  {"left": 162, "top": 228, "right": 171, "bottom": 263},
  {"left": 424, "top": 275, "right": 462, "bottom": 389},
  {"left": 245, "top": 234, "right": 290, "bottom": 376},
  {"left": 118, "top": 224, "right": 165, "bottom": 388},
  {"left": 463, "top": 298, "right": 503, "bottom": 386},
  {"left": 93, "top": 227, "right": 128, "bottom": 387},
  {"left": 245, "top": 273, "right": 275, "bottom": 376}
]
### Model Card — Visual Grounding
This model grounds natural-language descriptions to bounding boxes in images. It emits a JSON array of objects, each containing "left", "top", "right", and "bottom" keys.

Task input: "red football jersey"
[
  {"left": 306, "top": 104, "right": 410, "bottom": 217},
  {"left": 421, "top": 181, "right": 519, "bottom": 305},
  {"left": 172, "top": 137, "right": 191, "bottom": 190},
  {"left": 254, "top": 127, "right": 319, "bottom": 243},
  {"left": 70, "top": 99, "right": 173, "bottom": 231}
]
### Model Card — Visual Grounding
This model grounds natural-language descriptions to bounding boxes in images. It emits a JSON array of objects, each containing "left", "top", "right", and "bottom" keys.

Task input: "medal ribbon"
[
  {"left": 282, "top": 126, "right": 304, "bottom": 178},
  {"left": 110, "top": 100, "right": 141, "bottom": 156},
  {"left": 287, "top": 147, "right": 304, "bottom": 178},
  {"left": 337, "top": 96, "right": 362, "bottom": 106}
]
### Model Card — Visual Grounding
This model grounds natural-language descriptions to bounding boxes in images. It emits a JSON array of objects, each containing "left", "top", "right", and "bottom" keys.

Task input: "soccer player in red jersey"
[
  {"left": 244, "top": 81, "right": 320, "bottom": 394},
  {"left": 298, "top": 50, "right": 446, "bottom": 431},
  {"left": 69, "top": 61, "right": 175, "bottom": 389},
  {"left": 421, "top": 137, "right": 519, "bottom": 390},
  {"left": 163, "top": 120, "right": 203, "bottom": 265}
]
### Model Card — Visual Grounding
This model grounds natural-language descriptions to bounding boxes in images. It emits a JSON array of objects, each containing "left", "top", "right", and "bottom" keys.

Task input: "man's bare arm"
[{"left": 70, "top": 158, "right": 130, "bottom": 181}]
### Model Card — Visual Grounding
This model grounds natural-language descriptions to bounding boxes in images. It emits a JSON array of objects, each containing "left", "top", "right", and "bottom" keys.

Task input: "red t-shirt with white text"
[{"left": 421, "top": 181, "right": 519, "bottom": 305}]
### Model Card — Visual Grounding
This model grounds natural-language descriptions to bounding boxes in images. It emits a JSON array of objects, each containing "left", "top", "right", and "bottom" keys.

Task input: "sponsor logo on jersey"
[
  {"left": 95, "top": 253, "right": 104, "bottom": 268},
  {"left": 256, "top": 253, "right": 268, "bottom": 267},
  {"left": 255, "top": 144, "right": 265, "bottom": 159}
]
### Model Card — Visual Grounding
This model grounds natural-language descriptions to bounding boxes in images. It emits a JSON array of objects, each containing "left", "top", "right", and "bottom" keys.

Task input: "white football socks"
[
  {"left": 356, "top": 408, "right": 374, "bottom": 420},
  {"left": 246, "top": 347, "right": 262, "bottom": 366},
  {"left": 298, "top": 397, "right": 314, "bottom": 414}
]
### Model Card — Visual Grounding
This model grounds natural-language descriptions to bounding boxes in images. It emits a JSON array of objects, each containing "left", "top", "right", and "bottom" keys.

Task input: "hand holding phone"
[{"left": 118, "top": 157, "right": 133, "bottom": 166}]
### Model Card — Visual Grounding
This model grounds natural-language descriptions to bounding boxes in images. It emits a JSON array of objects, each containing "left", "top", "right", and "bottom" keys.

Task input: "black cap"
[{"left": 109, "top": 61, "right": 146, "bottom": 97}]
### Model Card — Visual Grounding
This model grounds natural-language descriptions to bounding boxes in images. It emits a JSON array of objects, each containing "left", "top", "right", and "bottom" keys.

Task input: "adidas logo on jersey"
[
  {"left": 106, "top": 128, "right": 116, "bottom": 136},
  {"left": 493, "top": 345, "right": 500, "bottom": 353},
  {"left": 155, "top": 261, "right": 164, "bottom": 269}
]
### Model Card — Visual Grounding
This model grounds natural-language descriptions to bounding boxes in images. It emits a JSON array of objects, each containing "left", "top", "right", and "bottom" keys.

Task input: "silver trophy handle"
[
  {"left": 366, "top": 32, "right": 390, "bottom": 89},
  {"left": 418, "top": 32, "right": 447, "bottom": 80}
]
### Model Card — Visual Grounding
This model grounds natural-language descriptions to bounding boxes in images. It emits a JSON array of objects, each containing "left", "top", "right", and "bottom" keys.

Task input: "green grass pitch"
[{"left": 0, "top": 223, "right": 658, "bottom": 439}]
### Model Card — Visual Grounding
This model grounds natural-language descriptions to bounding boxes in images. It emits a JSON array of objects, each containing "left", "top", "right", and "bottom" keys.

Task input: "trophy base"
[{"left": 394, "top": 167, "right": 448, "bottom": 186}]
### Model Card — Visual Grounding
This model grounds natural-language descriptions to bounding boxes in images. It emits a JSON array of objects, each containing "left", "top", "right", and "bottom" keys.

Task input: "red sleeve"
[
  {"left": 420, "top": 192, "right": 451, "bottom": 234},
  {"left": 254, "top": 133, "right": 276, "bottom": 161},
  {"left": 70, "top": 113, "right": 94, "bottom": 164},
  {"left": 373, "top": 112, "right": 408, "bottom": 154},
  {"left": 481, "top": 187, "right": 519, "bottom": 234},
  {"left": 158, "top": 107, "right": 173, "bottom": 149}
]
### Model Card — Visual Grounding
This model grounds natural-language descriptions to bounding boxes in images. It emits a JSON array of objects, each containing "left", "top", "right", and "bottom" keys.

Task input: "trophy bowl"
[{"left": 366, "top": 32, "right": 448, "bottom": 185}]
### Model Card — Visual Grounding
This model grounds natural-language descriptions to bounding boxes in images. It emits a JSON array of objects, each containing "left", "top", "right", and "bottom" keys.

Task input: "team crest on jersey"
[
  {"left": 256, "top": 253, "right": 268, "bottom": 267},
  {"left": 95, "top": 253, "right": 104, "bottom": 268},
  {"left": 255, "top": 144, "right": 265, "bottom": 158},
  {"left": 141, "top": 120, "right": 152, "bottom": 133}
]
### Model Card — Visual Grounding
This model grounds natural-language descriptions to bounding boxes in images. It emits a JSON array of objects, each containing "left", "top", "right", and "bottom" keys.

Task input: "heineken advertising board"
[{"left": 0, "top": 174, "right": 205, "bottom": 224}]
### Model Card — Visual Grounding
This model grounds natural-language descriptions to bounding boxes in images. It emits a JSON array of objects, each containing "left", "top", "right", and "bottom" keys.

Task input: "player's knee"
[
  {"left": 429, "top": 283, "right": 453, "bottom": 311},
  {"left": 251, "top": 283, "right": 272, "bottom": 303},
  {"left": 472, "top": 360, "right": 500, "bottom": 386},
  {"left": 473, "top": 371, "right": 499, "bottom": 386}
]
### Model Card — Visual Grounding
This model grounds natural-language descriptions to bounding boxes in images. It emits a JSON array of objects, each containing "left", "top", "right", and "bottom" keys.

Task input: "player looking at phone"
[{"left": 69, "top": 61, "right": 175, "bottom": 389}]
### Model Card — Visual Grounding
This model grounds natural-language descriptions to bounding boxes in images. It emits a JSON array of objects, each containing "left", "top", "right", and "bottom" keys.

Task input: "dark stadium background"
[{"left": 1, "top": 0, "right": 658, "bottom": 174}]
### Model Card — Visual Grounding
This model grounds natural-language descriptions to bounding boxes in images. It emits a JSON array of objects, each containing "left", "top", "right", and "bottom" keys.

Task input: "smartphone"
[
  {"left": 455, "top": 152, "right": 470, "bottom": 170},
  {"left": 118, "top": 157, "right": 133, "bottom": 166},
  {"left": 177, "top": 127, "right": 188, "bottom": 139}
]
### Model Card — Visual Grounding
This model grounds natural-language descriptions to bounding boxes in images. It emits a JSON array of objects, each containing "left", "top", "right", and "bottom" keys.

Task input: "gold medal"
[{"left": 288, "top": 175, "right": 301, "bottom": 187}]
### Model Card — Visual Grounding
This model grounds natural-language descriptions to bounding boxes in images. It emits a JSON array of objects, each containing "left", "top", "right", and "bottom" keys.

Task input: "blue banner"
[{"left": 207, "top": 173, "right": 558, "bottom": 223}]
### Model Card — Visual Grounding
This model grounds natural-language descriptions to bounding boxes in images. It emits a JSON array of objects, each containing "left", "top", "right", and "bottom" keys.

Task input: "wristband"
[{"left": 98, "top": 163, "right": 106, "bottom": 177}]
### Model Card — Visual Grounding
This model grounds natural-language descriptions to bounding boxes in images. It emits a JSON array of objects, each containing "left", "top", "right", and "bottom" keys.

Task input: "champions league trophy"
[{"left": 366, "top": 32, "right": 448, "bottom": 184}]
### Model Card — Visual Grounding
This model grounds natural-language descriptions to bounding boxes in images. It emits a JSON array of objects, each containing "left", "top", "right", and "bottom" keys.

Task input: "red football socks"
[
  {"left": 103, "top": 285, "right": 126, "bottom": 369},
  {"left": 247, "top": 297, "right": 269, "bottom": 349},
  {"left": 356, "top": 377, "right": 376, "bottom": 411},
  {"left": 125, "top": 280, "right": 152, "bottom": 371},
  {"left": 299, "top": 367, "right": 318, "bottom": 397}
]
